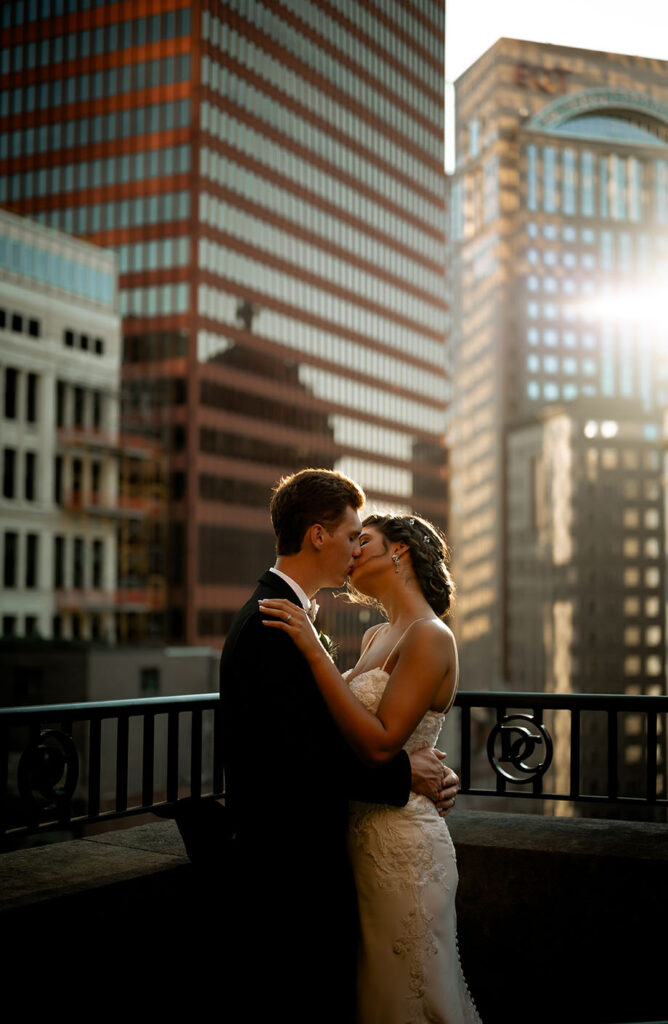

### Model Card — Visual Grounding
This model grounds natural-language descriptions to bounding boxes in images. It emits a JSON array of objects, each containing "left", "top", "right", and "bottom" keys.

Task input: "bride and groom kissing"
[{"left": 217, "top": 468, "right": 480, "bottom": 1023}]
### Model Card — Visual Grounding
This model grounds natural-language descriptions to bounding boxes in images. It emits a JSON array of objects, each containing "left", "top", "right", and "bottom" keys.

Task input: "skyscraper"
[
  {"left": 1, "top": 0, "right": 448, "bottom": 650},
  {"left": 446, "top": 38, "right": 668, "bottom": 690}
]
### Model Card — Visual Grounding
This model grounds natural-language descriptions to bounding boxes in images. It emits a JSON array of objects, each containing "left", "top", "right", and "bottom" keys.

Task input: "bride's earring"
[{"left": 392, "top": 553, "right": 400, "bottom": 573}]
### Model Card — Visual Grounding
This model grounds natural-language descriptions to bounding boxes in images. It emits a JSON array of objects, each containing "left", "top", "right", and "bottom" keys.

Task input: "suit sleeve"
[{"left": 220, "top": 611, "right": 411, "bottom": 827}]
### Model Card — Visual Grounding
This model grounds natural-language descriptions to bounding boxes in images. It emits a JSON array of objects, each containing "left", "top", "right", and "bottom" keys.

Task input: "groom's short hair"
[{"left": 270, "top": 468, "right": 365, "bottom": 555}]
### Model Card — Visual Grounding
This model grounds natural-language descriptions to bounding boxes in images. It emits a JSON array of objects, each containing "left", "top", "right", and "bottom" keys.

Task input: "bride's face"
[{"left": 348, "top": 527, "right": 392, "bottom": 595}]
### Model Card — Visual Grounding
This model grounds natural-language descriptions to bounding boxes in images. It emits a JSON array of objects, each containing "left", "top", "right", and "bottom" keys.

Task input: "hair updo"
[{"left": 358, "top": 513, "right": 455, "bottom": 619}]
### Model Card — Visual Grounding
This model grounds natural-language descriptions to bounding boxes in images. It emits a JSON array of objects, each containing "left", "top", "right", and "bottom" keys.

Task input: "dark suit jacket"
[{"left": 219, "top": 570, "right": 411, "bottom": 1017}]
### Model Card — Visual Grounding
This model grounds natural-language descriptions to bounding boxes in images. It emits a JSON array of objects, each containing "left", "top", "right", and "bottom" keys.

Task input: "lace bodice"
[{"left": 345, "top": 667, "right": 445, "bottom": 753}]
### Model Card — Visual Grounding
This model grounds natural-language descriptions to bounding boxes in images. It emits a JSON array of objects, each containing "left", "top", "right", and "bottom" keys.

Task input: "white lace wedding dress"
[{"left": 346, "top": 666, "right": 481, "bottom": 1024}]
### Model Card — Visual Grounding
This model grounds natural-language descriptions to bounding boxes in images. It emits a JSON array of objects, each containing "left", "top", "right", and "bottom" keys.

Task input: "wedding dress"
[{"left": 345, "top": 655, "right": 481, "bottom": 1024}]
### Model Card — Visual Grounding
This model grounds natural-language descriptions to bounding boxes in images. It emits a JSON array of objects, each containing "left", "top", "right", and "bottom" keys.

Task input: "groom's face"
[{"left": 318, "top": 505, "right": 363, "bottom": 587}]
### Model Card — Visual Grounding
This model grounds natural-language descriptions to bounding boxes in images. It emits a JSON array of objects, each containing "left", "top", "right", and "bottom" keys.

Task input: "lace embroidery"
[{"left": 346, "top": 667, "right": 482, "bottom": 1024}]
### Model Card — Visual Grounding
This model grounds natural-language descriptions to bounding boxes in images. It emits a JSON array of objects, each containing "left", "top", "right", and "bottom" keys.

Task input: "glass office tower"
[
  {"left": 0, "top": 0, "right": 448, "bottom": 649},
  {"left": 446, "top": 38, "right": 668, "bottom": 693}
]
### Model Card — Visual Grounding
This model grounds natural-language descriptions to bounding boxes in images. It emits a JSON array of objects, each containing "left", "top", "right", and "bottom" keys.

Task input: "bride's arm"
[{"left": 259, "top": 598, "right": 456, "bottom": 764}]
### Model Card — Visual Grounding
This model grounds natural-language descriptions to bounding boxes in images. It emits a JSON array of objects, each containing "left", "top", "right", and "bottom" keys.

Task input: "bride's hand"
[{"left": 259, "top": 599, "right": 326, "bottom": 661}]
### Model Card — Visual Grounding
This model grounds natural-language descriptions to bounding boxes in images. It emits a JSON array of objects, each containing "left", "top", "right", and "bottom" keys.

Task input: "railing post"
[
  {"left": 116, "top": 713, "right": 129, "bottom": 813},
  {"left": 460, "top": 702, "right": 471, "bottom": 793},
  {"left": 142, "top": 712, "right": 155, "bottom": 808},
  {"left": 607, "top": 709, "right": 618, "bottom": 803},
  {"left": 570, "top": 707, "right": 580, "bottom": 801},
  {"left": 88, "top": 717, "right": 101, "bottom": 819}
]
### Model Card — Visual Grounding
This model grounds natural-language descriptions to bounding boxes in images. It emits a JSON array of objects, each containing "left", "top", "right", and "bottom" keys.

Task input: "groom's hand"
[{"left": 409, "top": 748, "right": 459, "bottom": 817}]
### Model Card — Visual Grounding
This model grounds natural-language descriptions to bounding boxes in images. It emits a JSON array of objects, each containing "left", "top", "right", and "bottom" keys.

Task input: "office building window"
[
  {"left": 581, "top": 151, "right": 595, "bottom": 216},
  {"left": 25, "top": 532, "right": 38, "bottom": 587},
  {"left": 655, "top": 160, "right": 667, "bottom": 223},
  {"left": 600, "top": 157, "right": 609, "bottom": 218},
  {"left": 611, "top": 156, "right": 627, "bottom": 220},
  {"left": 24, "top": 451, "right": 36, "bottom": 500},
  {"left": 562, "top": 149, "right": 576, "bottom": 215},
  {"left": 543, "top": 146, "right": 558, "bottom": 213},
  {"left": 54, "top": 455, "right": 63, "bottom": 505},
  {"left": 26, "top": 372, "right": 37, "bottom": 422},
  {"left": 92, "top": 538, "right": 103, "bottom": 588},
  {"left": 628, "top": 158, "right": 643, "bottom": 222},
  {"left": 73, "top": 537, "right": 84, "bottom": 588},
  {"left": 56, "top": 381, "right": 66, "bottom": 426},
  {"left": 3, "top": 447, "right": 15, "bottom": 497},
  {"left": 3, "top": 531, "right": 17, "bottom": 587},
  {"left": 54, "top": 535, "right": 65, "bottom": 588},
  {"left": 4, "top": 367, "right": 17, "bottom": 419},
  {"left": 526, "top": 145, "right": 538, "bottom": 211}
]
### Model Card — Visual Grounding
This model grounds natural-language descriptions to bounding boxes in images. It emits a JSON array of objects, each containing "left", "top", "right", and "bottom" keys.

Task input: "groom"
[{"left": 219, "top": 469, "right": 458, "bottom": 1020}]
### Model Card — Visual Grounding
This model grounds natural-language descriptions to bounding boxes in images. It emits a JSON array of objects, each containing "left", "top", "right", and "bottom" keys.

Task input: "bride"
[{"left": 260, "top": 513, "right": 481, "bottom": 1024}]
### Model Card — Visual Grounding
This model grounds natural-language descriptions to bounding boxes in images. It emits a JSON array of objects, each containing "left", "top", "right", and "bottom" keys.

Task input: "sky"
[{"left": 444, "top": 0, "right": 668, "bottom": 170}]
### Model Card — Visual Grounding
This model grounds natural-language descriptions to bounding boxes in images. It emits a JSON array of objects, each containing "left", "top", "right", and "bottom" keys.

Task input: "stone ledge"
[
  {"left": 448, "top": 808, "right": 668, "bottom": 860},
  {"left": 0, "top": 820, "right": 189, "bottom": 911}
]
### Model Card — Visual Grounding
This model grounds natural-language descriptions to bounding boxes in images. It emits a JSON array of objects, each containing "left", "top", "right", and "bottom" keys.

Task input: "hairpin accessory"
[{"left": 408, "top": 518, "right": 415, "bottom": 526}]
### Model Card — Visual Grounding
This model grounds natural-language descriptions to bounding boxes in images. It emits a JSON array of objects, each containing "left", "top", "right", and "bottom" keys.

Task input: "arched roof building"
[{"left": 446, "top": 40, "right": 668, "bottom": 728}]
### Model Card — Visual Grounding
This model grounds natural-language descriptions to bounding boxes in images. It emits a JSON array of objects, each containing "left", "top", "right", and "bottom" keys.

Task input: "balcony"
[{"left": 1, "top": 691, "right": 666, "bottom": 1022}]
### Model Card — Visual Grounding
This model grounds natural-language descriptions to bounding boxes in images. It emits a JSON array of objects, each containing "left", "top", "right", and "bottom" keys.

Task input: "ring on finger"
[{"left": 287, "top": 613, "right": 292, "bottom": 622}]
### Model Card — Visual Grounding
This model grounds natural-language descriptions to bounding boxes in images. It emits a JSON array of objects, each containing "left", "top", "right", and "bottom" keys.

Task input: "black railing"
[
  {"left": 1, "top": 690, "right": 666, "bottom": 844},
  {"left": 0, "top": 694, "right": 224, "bottom": 846},
  {"left": 456, "top": 691, "right": 667, "bottom": 809}
]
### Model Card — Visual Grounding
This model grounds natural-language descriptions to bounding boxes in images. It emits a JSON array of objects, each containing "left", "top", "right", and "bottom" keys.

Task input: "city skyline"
[{"left": 0, "top": 0, "right": 449, "bottom": 652}]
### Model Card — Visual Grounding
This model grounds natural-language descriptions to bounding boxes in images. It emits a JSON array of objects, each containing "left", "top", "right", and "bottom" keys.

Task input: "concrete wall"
[{"left": 1, "top": 810, "right": 665, "bottom": 1022}]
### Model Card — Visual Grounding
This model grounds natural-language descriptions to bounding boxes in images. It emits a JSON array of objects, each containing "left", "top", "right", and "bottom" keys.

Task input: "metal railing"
[
  {"left": 0, "top": 694, "right": 224, "bottom": 846},
  {"left": 456, "top": 691, "right": 667, "bottom": 808},
  {"left": 1, "top": 690, "right": 666, "bottom": 844}
]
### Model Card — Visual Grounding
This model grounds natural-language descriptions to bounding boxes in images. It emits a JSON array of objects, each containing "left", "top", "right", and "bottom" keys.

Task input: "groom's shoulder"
[{"left": 221, "top": 572, "right": 288, "bottom": 656}]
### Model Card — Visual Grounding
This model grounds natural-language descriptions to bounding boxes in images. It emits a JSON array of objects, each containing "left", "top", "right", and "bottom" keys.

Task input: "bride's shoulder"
[{"left": 407, "top": 617, "right": 457, "bottom": 653}]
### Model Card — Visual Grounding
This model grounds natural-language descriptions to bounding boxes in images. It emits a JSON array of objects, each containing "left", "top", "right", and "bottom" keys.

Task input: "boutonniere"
[{"left": 318, "top": 631, "right": 339, "bottom": 661}]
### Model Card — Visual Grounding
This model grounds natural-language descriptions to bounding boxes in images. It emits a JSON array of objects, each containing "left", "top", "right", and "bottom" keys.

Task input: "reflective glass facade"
[
  {"left": 446, "top": 39, "right": 668, "bottom": 694},
  {"left": 1, "top": 0, "right": 447, "bottom": 647}
]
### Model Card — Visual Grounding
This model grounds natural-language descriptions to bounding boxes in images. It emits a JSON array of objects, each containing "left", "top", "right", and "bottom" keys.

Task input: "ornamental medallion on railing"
[
  {"left": 17, "top": 729, "right": 79, "bottom": 817},
  {"left": 487, "top": 714, "right": 553, "bottom": 784}
]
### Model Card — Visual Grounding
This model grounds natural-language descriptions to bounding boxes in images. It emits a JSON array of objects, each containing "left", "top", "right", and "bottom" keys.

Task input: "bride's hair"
[{"left": 348, "top": 513, "right": 455, "bottom": 619}]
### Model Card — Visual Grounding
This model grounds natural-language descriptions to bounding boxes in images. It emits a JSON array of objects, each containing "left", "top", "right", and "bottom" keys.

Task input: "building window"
[
  {"left": 654, "top": 160, "right": 667, "bottom": 223},
  {"left": 24, "top": 451, "right": 36, "bottom": 500},
  {"left": 25, "top": 533, "right": 38, "bottom": 587},
  {"left": 73, "top": 537, "right": 84, "bottom": 588},
  {"left": 543, "top": 146, "right": 558, "bottom": 213},
  {"left": 92, "top": 391, "right": 102, "bottom": 429},
  {"left": 73, "top": 387, "right": 85, "bottom": 427},
  {"left": 4, "top": 367, "right": 17, "bottom": 419},
  {"left": 92, "top": 538, "right": 104, "bottom": 588},
  {"left": 562, "top": 149, "right": 576, "bottom": 215},
  {"left": 26, "top": 372, "right": 37, "bottom": 422},
  {"left": 3, "top": 531, "right": 17, "bottom": 587},
  {"left": 600, "top": 157, "right": 609, "bottom": 218},
  {"left": 140, "top": 666, "right": 161, "bottom": 694},
  {"left": 54, "top": 455, "right": 63, "bottom": 505},
  {"left": 581, "top": 151, "right": 595, "bottom": 217},
  {"left": 54, "top": 535, "right": 65, "bottom": 588},
  {"left": 3, "top": 447, "right": 15, "bottom": 498}
]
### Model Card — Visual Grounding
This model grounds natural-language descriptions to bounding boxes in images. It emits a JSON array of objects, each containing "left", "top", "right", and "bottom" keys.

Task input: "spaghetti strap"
[
  {"left": 380, "top": 617, "right": 431, "bottom": 674},
  {"left": 358, "top": 623, "right": 387, "bottom": 663}
]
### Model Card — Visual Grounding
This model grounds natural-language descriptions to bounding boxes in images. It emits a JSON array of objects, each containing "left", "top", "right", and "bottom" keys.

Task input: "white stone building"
[{"left": 0, "top": 208, "right": 120, "bottom": 641}]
